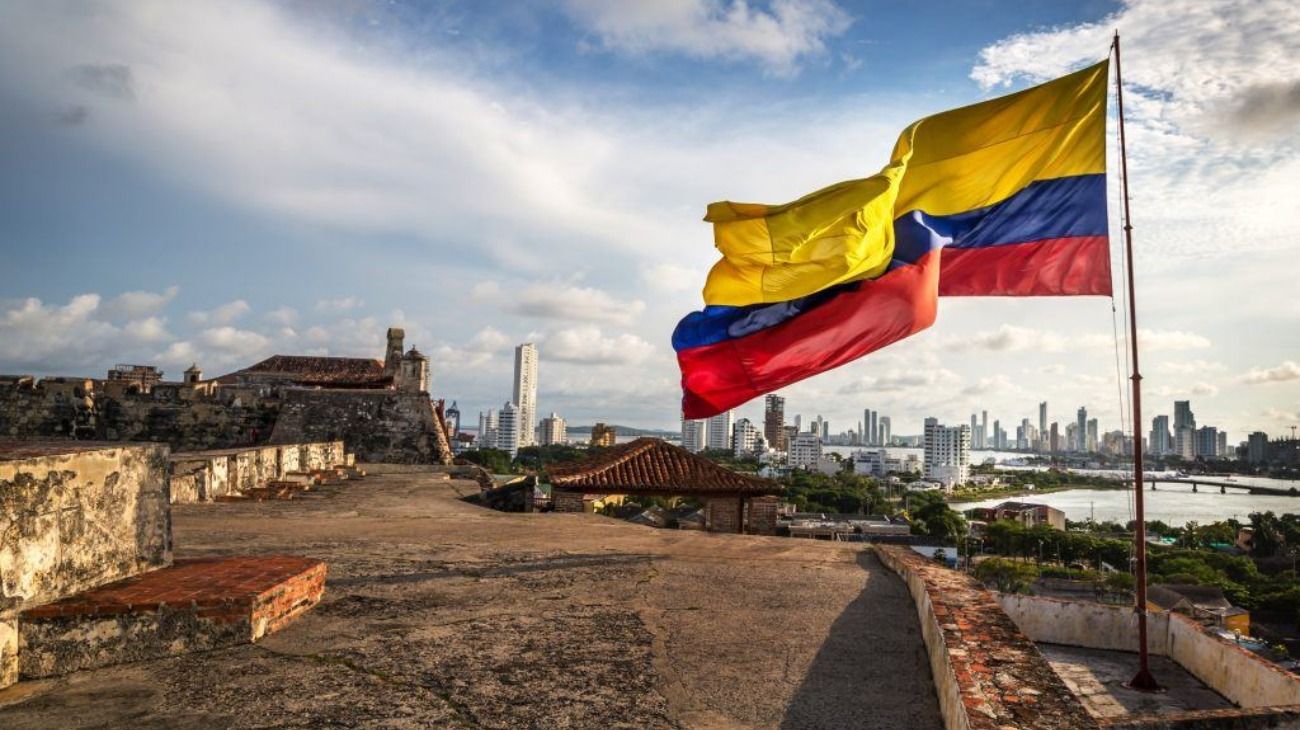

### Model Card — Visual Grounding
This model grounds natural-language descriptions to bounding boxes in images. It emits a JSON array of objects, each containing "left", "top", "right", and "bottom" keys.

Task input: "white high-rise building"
[
  {"left": 923, "top": 418, "right": 970, "bottom": 490},
  {"left": 789, "top": 432, "right": 822, "bottom": 469},
  {"left": 496, "top": 402, "right": 520, "bottom": 457},
  {"left": 880, "top": 416, "right": 891, "bottom": 446},
  {"left": 478, "top": 409, "right": 498, "bottom": 451},
  {"left": 539, "top": 412, "right": 566, "bottom": 446},
  {"left": 732, "top": 418, "right": 759, "bottom": 458},
  {"left": 512, "top": 343, "right": 539, "bottom": 447},
  {"left": 682, "top": 417, "right": 707, "bottom": 453},
  {"left": 707, "top": 410, "right": 734, "bottom": 451}
]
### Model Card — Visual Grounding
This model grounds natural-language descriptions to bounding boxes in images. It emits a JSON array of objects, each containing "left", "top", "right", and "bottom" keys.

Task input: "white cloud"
[
  {"left": 563, "top": 0, "right": 851, "bottom": 75},
  {"left": 98, "top": 286, "right": 179, "bottom": 321},
  {"left": 838, "top": 368, "right": 960, "bottom": 394},
  {"left": 196, "top": 326, "right": 271, "bottom": 358},
  {"left": 188, "top": 300, "right": 251, "bottom": 326},
  {"left": 0, "top": 294, "right": 119, "bottom": 370},
  {"left": 1241, "top": 360, "right": 1300, "bottom": 385},
  {"left": 543, "top": 326, "right": 655, "bottom": 365},
  {"left": 947, "top": 325, "right": 1209, "bottom": 354},
  {"left": 265, "top": 306, "right": 298, "bottom": 326},
  {"left": 1155, "top": 359, "right": 1227, "bottom": 375},
  {"left": 314, "top": 296, "right": 363, "bottom": 312},
  {"left": 123, "top": 316, "right": 171, "bottom": 343},
  {"left": 640, "top": 262, "right": 704, "bottom": 293},
  {"left": 508, "top": 283, "right": 646, "bottom": 325}
]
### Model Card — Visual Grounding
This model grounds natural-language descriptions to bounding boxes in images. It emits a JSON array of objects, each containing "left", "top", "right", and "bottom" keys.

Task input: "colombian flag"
[{"left": 675, "top": 61, "right": 1111, "bottom": 418}]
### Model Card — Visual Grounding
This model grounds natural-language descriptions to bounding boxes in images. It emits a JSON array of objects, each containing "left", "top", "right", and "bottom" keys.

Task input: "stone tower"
[
  {"left": 183, "top": 363, "right": 203, "bottom": 384},
  {"left": 396, "top": 346, "right": 428, "bottom": 393},
  {"left": 384, "top": 327, "right": 405, "bottom": 376}
]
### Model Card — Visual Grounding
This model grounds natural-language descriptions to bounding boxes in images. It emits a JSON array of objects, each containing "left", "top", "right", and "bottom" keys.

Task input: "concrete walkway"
[{"left": 0, "top": 465, "right": 942, "bottom": 728}]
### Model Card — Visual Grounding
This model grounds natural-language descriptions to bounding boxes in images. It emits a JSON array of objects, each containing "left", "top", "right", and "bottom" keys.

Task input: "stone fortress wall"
[{"left": 0, "top": 326, "right": 453, "bottom": 465}]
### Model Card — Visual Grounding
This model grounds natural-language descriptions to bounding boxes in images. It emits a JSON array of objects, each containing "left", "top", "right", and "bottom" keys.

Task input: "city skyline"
[{"left": 1, "top": 1, "right": 1297, "bottom": 437}]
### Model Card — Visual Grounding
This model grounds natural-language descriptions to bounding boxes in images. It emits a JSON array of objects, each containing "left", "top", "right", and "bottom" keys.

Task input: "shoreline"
[{"left": 947, "top": 482, "right": 1130, "bottom": 504}]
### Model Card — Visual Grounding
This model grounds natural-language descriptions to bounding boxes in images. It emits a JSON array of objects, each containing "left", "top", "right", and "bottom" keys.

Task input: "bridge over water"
[{"left": 1128, "top": 477, "right": 1299, "bottom": 497}]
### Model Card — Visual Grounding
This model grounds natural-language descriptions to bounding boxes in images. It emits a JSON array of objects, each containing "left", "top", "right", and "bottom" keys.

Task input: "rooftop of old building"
[
  {"left": 0, "top": 465, "right": 941, "bottom": 728},
  {"left": 216, "top": 354, "right": 390, "bottom": 388},
  {"left": 549, "top": 436, "right": 783, "bottom": 496}
]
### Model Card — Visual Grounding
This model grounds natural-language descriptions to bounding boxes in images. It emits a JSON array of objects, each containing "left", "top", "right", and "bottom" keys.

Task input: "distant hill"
[{"left": 567, "top": 424, "right": 677, "bottom": 438}]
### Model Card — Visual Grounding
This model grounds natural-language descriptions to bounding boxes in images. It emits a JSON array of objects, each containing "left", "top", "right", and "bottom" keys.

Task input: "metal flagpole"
[{"left": 1113, "top": 30, "right": 1159, "bottom": 691}]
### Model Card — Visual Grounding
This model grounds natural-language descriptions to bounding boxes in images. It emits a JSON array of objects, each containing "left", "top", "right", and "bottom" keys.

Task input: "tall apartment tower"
[
  {"left": 1086, "top": 418, "right": 1098, "bottom": 453},
  {"left": 980, "top": 411, "right": 988, "bottom": 449},
  {"left": 539, "top": 412, "right": 566, "bottom": 446},
  {"left": 764, "top": 394, "right": 787, "bottom": 451},
  {"left": 869, "top": 411, "right": 878, "bottom": 447},
  {"left": 512, "top": 343, "right": 539, "bottom": 447},
  {"left": 496, "top": 402, "right": 520, "bottom": 457},
  {"left": 682, "top": 416, "right": 707, "bottom": 453},
  {"left": 1174, "top": 400, "right": 1195, "bottom": 431},
  {"left": 1038, "top": 402, "right": 1048, "bottom": 451},
  {"left": 478, "top": 409, "right": 498, "bottom": 450},
  {"left": 879, "top": 416, "right": 891, "bottom": 446},
  {"left": 707, "top": 410, "right": 734, "bottom": 451},
  {"left": 732, "top": 418, "right": 759, "bottom": 457},
  {"left": 1076, "top": 407, "right": 1088, "bottom": 452},
  {"left": 923, "top": 418, "right": 971, "bottom": 489}
]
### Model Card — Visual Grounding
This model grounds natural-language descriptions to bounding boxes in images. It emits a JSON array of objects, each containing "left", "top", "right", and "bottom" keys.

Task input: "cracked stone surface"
[
  {"left": 1038, "top": 643, "right": 1233, "bottom": 718},
  {"left": 0, "top": 465, "right": 942, "bottom": 729}
]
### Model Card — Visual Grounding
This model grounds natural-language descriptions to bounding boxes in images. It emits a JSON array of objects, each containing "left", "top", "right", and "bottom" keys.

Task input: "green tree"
[{"left": 974, "top": 558, "right": 1040, "bottom": 593}]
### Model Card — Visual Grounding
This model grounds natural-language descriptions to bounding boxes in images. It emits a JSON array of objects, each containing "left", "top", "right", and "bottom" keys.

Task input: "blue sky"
[{"left": 1, "top": 0, "right": 1298, "bottom": 440}]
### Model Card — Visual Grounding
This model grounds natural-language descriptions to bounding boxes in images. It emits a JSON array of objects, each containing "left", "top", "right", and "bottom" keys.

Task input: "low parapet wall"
[
  {"left": 998, "top": 594, "right": 1300, "bottom": 712},
  {"left": 168, "top": 441, "right": 350, "bottom": 503},
  {"left": 0, "top": 442, "right": 173, "bottom": 687},
  {"left": 873, "top": 545, "right": 1096, "bottom": 730}
]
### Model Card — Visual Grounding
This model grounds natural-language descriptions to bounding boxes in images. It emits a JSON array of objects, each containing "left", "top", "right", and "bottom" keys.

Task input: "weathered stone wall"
[
  {"left": 0, "top": 380, "right": 278, "bottom": 451},
  {"left": 0, "top": 443, "right": 172, "bottom": 608},
  {"left": 167, "top": 442, "right": 348, "bottom": 503},
  {"left": 269, "top": 390, "right": 451, "bottom": 464},
  {"left": 874, "top": 545, "right": 1096, "bottom": 730},
  {"left": 553, "top": 491, "right": 585, "bottom": 513},
  {"left": 0, "top": 442, "right": 173, "bottom": 688},
  {"left": 0, "top": 378, "right": 450, "bottom": 465}
]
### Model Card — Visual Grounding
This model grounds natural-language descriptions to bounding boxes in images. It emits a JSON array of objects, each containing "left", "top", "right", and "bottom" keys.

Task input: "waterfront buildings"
[
  {"left": 1150, "top": 415, "right": 1171, "bottom": 456},
  {"left": 764, "top": 395, "right": 787, "bottom": 452},
  {"left": 496, "top": 401, "right": 520, "bottom": 457},
  {"left": 539, "top": 412, "right": 566, "bottom": 446},
  {"left": 1248, "top": 431, "right": 1269, "bottom": 464},
  {"left": 512, "top": 343, "right": 538, "bottom": 447},
  {"left": 789, "top": 432, "right": 822, "bottom": 469},
  {"left": 707, "top": 410, "right": 734, "bottom": 451},
  {"left": 922, "top": 417, "right": 970, "bottom": 489}
]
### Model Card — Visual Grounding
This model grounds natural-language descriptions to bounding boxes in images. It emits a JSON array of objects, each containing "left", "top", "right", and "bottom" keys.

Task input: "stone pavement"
[
  {"left": 0, "top": 464, "right": 943, "bottom": 729},
  {"left": 1039, "top": 643, "right": 1233, "bottom": 719}
]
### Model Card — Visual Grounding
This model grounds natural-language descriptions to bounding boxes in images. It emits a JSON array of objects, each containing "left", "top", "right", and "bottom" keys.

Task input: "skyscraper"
[
  {"left": 980, "top": 410, "right": 988, "bottom": 450},
  {"left": 1149, "top": 415, "right": 1171, "bottom": 455},
  {"left": 1174, "top": 400, "right": 1195, "bottom": 431},
  {"left": 707, "top": 410, "right": 734, "bottom": 451},
  {"left": 478, "top": 409, "right": 498, "bottom": 450},
  {"left": 764, "top": 395, "right": 787, "bottom": 451},
  {"left": 879, "top": 416, "right": 891, "bottom": 446},
  {"left": 512, "top": 343, "right": 539, "bottom": 447},
  {"left": 1086, "top": 418, "right": 1098, "bottom": 453},
  {"left": 1076, "top": 407, "right": 1087, "bottom": 453},
  {"left": 863, "top": 409, "right": 872, "bottom": 444},
  {"left": 1039, "top": 402, "right": 1048, "bottom": 452},
  {"left": 869, "top": 410, "right": 878, "bottom": 446}
]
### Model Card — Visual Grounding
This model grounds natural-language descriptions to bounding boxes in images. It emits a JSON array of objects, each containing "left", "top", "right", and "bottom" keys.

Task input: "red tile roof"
[
  {"left": 548, "top": 438, "right": 781, "bottom": 496},
  {"left": 217, "top": 355, "right": 390, "bottom": 388}
]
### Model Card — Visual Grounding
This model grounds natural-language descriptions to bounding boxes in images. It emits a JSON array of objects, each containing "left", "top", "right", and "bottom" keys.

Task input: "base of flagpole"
[{"left": 1126, "top": 668, "right": 1161, "bottom": 692}]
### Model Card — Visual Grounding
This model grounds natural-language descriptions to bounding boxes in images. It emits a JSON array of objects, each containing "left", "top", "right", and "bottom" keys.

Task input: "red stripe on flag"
[
  {"left": 679, "top": 250, "right": 941, "bottom": 419},
  {"left": 938, "top": 235, "right": 1112, "bottom": 297}
]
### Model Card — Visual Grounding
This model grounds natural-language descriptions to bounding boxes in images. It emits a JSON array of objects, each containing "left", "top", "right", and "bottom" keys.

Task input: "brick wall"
[
  {"left": 748, "top": 496, "right": 779, "bottom": 535},
  {"left": 553, "top": 491, "right": 585, "bottom": 513},
  {"left": 705, "top": 497, "right": 742, "bottom": 534}
]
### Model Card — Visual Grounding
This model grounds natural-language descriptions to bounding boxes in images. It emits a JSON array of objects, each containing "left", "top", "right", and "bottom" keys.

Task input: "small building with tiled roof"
[{"left": 548, "top": 437, "right": 783, "bottom": 534}]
